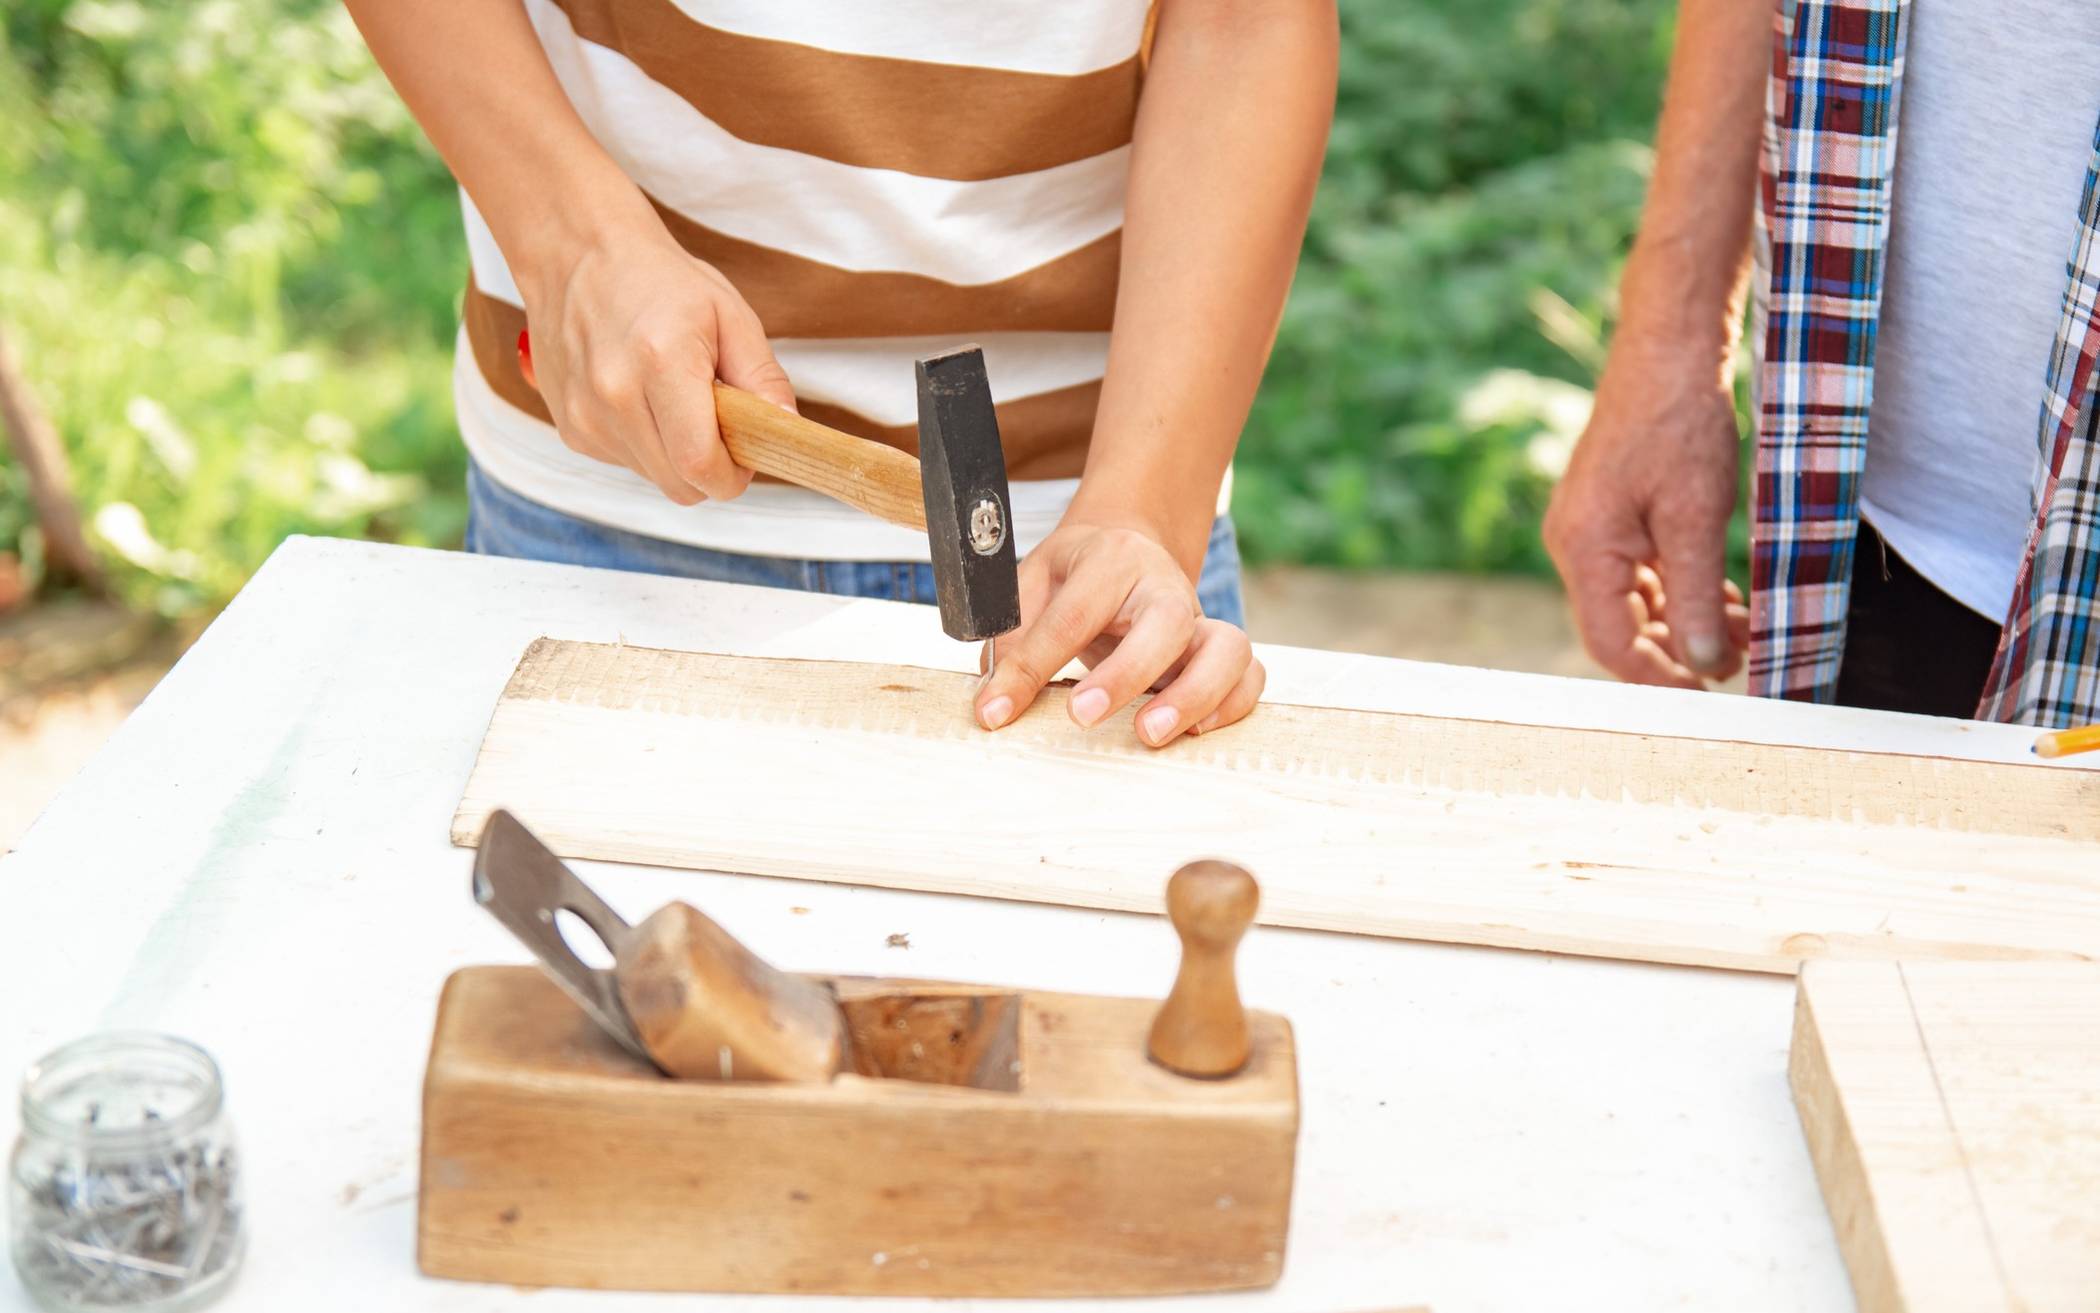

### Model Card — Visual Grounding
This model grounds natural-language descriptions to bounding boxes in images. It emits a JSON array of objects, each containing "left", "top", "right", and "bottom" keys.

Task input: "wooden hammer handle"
[
  {"left": 712, "top": 384, "right": 927, "bottom": 532},
  {"left": 515, "top": 328, "right": 925, "bottom": 531}
]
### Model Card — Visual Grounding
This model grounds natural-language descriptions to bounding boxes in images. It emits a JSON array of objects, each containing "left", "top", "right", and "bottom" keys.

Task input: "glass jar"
[{"left": 8, "top": 1034, "right": 244, "bottom": 1312}]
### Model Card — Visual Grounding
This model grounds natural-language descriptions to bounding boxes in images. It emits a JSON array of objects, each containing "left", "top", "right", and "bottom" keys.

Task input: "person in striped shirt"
[{"left": 345, "top": 1, "right": 1337, "bottom": 748}]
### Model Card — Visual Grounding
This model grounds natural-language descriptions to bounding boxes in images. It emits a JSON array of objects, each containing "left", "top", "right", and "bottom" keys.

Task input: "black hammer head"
[{"left": 915, "top": 346, "right": 1021, "bottom": 642}]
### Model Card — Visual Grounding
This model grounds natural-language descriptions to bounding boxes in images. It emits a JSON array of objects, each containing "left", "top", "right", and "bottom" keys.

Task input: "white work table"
[{"left": 6, "top": 536, "right": 2079, "bottom": 1312}]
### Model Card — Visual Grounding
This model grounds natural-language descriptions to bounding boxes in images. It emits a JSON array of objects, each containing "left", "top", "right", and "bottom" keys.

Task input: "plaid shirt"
[{"left": 1754, "top": 0, "right": 2100, "bottom": 725}]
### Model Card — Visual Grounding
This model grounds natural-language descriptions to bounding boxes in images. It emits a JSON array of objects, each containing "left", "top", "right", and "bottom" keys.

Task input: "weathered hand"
[
  {"left": 518, "top": 219, "right": 795, "bottom": 506},
  {"left": 974, "top": 522, "right": 1264, "bottom": 747},
  {"left": 1543, "top": 341, "right": 1750, "bottom": 688}
]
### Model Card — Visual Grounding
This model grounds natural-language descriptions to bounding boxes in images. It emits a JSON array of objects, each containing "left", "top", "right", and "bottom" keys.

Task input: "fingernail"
[
  {"left": 1687, "top": 632, "right": 1725, "bottom": 672},
  {"left": 1139, "top": 704, "right": 1180, "bottom": 744},
  {"left": 979, "top": 695, "right": 1013, "bottom": 730},
  {"left": 1070, "top": 687, "right": 1109, "bottom": 727}
]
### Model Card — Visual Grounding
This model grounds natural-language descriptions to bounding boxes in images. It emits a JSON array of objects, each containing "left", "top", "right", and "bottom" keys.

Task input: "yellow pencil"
[{"left": 2034, "top": 723, "right": 2100, "bottom": 759}]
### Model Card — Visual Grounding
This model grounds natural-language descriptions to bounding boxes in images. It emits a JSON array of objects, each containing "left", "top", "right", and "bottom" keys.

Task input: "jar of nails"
[{"left": 8, "top": 1034, "right": 244, "bottom": 1311}]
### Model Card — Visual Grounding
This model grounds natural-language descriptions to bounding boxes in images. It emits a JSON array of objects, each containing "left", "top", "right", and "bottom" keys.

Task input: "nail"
[
  {"left": 1686, "top": 632, "right": 1725, "bottom": 673},
  {"left": 1140, "top": 704, "right": 1180, "bottom": 744},
  {"left": 980, "top": 696, "right": 1014, "bottom": 730},
  {"left": 1070, "top": 687, "right": 1110, "bottom": 727}
]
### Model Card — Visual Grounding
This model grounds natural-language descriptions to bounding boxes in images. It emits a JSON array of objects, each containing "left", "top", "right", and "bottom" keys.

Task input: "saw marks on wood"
[
  {"left": 1789, "top": 962, "right": 2100, "bottom": 1313},
  {"left": 453, "top": 639, "right": 2100, "bottom": 973}
]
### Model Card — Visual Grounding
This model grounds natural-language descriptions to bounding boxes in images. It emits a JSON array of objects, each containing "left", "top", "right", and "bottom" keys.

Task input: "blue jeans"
[{"left": 464, "top": 460, "right": 1248, "bottom": 627}]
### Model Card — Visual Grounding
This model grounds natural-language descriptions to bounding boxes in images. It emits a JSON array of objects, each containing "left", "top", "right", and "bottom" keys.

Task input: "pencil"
[{"left": 2033, "top": 723, "right": 2100, "bottom": 759}]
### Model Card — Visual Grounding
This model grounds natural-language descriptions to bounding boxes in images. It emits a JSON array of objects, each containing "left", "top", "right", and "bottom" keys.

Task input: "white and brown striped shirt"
[{"left": 456, "top": 0, "right": 1200, "bottom": 560}]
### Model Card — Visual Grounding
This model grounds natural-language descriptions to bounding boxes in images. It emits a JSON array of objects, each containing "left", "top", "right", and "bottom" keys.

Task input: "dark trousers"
[{"left": 1834, "top": 521, "right": 2003, "bottom": 718}]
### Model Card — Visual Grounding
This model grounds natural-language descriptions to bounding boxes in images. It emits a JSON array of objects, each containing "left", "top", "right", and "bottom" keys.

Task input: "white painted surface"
[{"left": 14, "top": 536, "right": 2080, "bottom": 1312}]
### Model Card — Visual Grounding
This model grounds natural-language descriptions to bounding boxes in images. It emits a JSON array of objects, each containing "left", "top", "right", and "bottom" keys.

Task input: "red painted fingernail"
[{"left": 516, "top": 328, "right": 536, "bottom": 388}]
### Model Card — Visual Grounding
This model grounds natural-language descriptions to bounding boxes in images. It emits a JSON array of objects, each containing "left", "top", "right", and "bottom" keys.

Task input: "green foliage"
[
  {"left": 0, "top": 0, "right": 464, "bottom": 614},
  {"left": 1236, "top": 0, "right": 1680, "bottom": 573},
  {"left": 1242, "top": 141, "right": 1652, "bottom": 572},
  {"left": 0, "top": 0, "right": 1705, "bottom": 613}
]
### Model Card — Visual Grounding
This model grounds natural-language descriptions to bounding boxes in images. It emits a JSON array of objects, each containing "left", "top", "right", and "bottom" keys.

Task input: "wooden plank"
[
  {"left": 1789, "top": 962, "right": 2100, "bottom": 1312},
  {"left": 452, "top": 639, "right": 2100, "bottom": 974}
]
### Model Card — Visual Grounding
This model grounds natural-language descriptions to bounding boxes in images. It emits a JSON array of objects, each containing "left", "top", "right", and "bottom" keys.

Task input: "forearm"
[
  {"left": 1611, "top": 0, "right": 1773, "bottom": 382},
  {"left": 1069, "top": 0, "right": 1338, "bottom": 575},
  {"left": 342, "top": 0, "right": 655, "bottom": 293}
]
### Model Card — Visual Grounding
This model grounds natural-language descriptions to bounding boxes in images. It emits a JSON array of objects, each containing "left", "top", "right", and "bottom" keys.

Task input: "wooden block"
[
  {"left": 419, "top": 967, "right": 1298, "bottom": 1296},
  {"left": 1789, "top": 961, "right": 2100, "bottom": 1312},
  {"left": 451, "top": 640, "right": 2100, "bottom": 974}
]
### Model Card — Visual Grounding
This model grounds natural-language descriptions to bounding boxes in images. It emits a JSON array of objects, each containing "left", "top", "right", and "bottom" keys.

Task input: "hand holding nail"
[{"left": 973, "top": 521, "right": 1264, "bottom": 748}]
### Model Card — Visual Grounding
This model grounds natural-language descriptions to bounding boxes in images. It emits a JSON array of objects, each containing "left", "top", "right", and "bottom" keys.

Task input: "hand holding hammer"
[
  {"left": 520, "top": 329, "right": 1018, "bottom": 643},
  {"left": 515, "top": 246, "right": 1262, "bottom": 745}
]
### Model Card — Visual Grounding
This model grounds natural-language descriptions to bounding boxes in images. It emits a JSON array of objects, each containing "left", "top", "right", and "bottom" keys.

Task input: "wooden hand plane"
[{"left": 417, "top": 812, "right": 1299, "bottom": 1298}]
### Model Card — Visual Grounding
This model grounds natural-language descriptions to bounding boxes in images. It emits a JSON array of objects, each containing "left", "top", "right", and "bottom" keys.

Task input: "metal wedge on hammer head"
[{"left": 915, "top": 346, "right": 1020, "bottom": 642}]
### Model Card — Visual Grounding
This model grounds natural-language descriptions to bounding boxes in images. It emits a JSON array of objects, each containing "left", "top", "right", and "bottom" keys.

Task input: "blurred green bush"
[
  {"left": 0, "top": 0, "right": 464, "bottom": 615},
  {"left": 0, "top": 0, "right": 1693, "bottom": 617},
  {"left": 1238, "top": 0, "right": 1678, "bottom": 573}
]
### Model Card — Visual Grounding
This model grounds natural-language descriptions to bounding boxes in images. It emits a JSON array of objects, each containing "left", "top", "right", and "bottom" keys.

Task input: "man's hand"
[
  {"left": 1536, "top": 0, "right": 1769, "bottom": 690},
  {"left": 518, "top": 217, "right": 796, "bottom": 507},
  {"left": 974, "top": 523, "right": 1264, "bottom": 748},
  {"left": 1543, "top": 341, "right": 1750, "bottom": 688}
]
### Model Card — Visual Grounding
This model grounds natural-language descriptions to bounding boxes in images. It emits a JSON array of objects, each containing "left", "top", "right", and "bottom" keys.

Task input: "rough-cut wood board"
[
  {"left": 452, "top": 639, "right": 2100, "bottom": 973},
  {"left": 1789, "top": 961, "right": 2100, "bottom": 1312}
]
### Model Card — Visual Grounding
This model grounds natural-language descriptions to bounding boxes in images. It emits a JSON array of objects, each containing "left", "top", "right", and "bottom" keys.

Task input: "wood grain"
[
  {"left": 452, "top": 639, "right": 2100, "bottom": 974},
  {"left": 616, "top": 900, "right": 845, "bottom": 1082},
  {"left": 419, "top": 966, "right": 1297, "bottom": 1295},
  {"left": 1789, "top": 961, "right": 2100, "bottom": 1312},
  {"left": 714, "top": 383, "right": 927, "bottom": 530},
  {"left": 1149, "top": 860, "right": 1259, "bottom": 1077}
]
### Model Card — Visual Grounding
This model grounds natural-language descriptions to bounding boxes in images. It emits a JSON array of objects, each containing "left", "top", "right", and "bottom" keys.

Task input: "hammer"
[{"left": 517, "top": 331, "right": 1020, "bottom": 642}]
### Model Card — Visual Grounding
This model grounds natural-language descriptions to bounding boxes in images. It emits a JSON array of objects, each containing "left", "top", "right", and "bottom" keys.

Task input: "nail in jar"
[{"left": 8, "top": 1034, "right": 244, "bottom": 1311}]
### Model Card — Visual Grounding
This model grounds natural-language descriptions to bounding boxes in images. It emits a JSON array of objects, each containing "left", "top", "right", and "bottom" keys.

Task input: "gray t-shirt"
[{"left": 1860, "top": 0, "right": 2100, "bottom": 619}]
